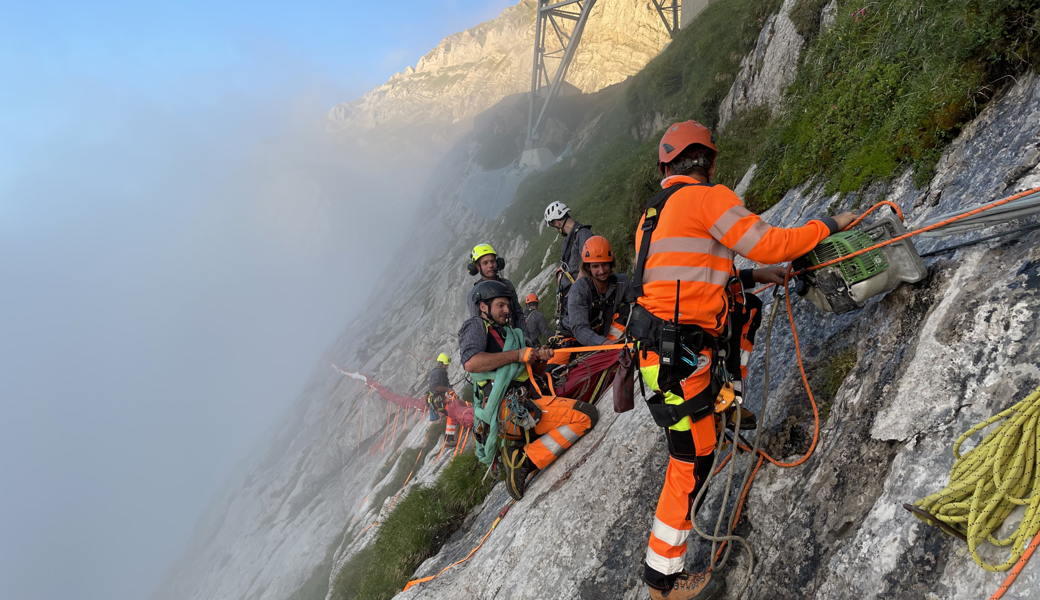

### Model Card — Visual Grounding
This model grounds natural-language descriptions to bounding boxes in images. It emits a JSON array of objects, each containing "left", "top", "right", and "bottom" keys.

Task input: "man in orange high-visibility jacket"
[{"left": 633, "top": 120, "right": 857, "bottom": 600}]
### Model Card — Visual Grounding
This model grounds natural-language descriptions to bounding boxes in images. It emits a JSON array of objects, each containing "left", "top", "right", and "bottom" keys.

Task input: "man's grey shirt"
[
  {"left": 523, "top": 308, "right": 552, "bottom": 347},
  {"left": 428, "top": 366, "right": 450, "bottom": 397},
  {"left": 563, "top": 273, "right": 636, "bottom": 346},
  {"left": 458, "top": 316, "right": 493, "bottom": 365},
  {"left": 558, "top": 222, "right": 593, "bottom": 295},
  {"left": 466, "top": 276, "right": 524, "bottom": 330}
]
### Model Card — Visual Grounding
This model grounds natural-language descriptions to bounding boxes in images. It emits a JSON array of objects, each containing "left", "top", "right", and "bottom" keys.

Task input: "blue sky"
[
  {"left": 1, "top": 0, "right": 509, "bottom": 170},
  {"left": 0, "top": 2, "right": 511, "bottom": 600}
]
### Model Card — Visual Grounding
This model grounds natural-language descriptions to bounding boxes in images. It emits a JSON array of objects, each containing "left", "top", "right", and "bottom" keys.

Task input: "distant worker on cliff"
[
  {"left": 459, "top": 280, "right": 597, "bottom": 500},
  {"left": 522, "top": 293, "right": 552, "bottom": 347},
  {"left": 466, "top": 243, "right": 524, "bottom": 329},
  {"left": 627, "top": 120, "right": 858, "bottom": 600},
  {"left": 426, "top": 353, "right": 458, "bottom": 444},
  {"left": 544, "top": 201, "right": 593, "bottom": 327}
]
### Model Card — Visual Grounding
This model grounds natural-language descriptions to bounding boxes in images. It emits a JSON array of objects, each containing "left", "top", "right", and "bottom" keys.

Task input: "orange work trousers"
[
  {"left": 523, "top": 395, "right": 598, "bottom": 470},
  {"left": 639, "top": 347, "right": 717, "bottom": 590}
]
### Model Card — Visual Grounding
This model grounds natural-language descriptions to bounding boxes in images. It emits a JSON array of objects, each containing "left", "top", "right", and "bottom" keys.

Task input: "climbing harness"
[{"left": 909, "top": 386, "right": 1040, "bottom": 574}]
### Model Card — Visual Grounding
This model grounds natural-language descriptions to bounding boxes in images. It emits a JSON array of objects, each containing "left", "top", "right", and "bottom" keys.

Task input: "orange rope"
[
  {"left": 389, "top": 430, "right": 430, "bottom": 510},
  {"left": 809, "top": 187, "right": 1039, "bottom": 273},
  {"left": 379, "top": 404, "right": 393, "bottom": 453},
  {"left": 402, "top": 503, "right": 513, "bottom": 592},
  {"left": 452, "top": 427, "right": 465, "bottom": 458},
  {"left": 385, "top": 405, "right": 402, "bottom": 452},
  {"left": 453, "top": 427, "right": 470, "bottom": 459},
  {"left": 991, "top": 534, "right": 1040, "bottom": 600},
  {"left": 436, "top": 429, "right": 450, "bottom": 460}
]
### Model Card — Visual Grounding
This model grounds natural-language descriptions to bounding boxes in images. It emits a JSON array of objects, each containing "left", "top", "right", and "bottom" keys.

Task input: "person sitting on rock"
[
  {"left": 522, "top": 293, "right": 552, "bottom": 347},
  {"left": 563, "top": 235, "right": 635, "bottom": 347},
  {"left": 426, "top": 352, "right": 458, "bottom": 444},
  {"left": 459, "top": 279, "right": 598, "bottom": 500},
  {"left": 466, "top": 243, "right": 524, "bottom": 330}
]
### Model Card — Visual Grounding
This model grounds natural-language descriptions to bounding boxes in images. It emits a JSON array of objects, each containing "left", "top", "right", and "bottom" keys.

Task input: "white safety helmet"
[{"left": 544, "top": 201, "right": 570, "bottom": 225}]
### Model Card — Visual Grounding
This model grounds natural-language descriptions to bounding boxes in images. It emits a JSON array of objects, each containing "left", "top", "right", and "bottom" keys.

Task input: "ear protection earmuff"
[{"left": 467, "top": 256, "right": 506, "bottom": 276}]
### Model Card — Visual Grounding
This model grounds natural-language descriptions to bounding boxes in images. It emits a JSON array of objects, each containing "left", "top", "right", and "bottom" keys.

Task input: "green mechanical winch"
[{"left": 794, "top": 215, "right": 928, "bottom": 314}]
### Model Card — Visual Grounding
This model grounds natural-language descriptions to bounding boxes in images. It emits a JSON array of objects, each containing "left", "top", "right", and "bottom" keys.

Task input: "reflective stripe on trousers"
[
  {"left": 524, "top": 396, "right": 596, "bottom": 470},
  {"left": 640, "top": 348, "right": 716, "bottom": 580}
]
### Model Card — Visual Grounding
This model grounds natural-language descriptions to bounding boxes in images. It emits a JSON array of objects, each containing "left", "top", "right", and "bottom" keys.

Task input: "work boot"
[
  {"left": 648, "top": 571, "right": 724, "bottom": 600},
  {"left": 445, "top": 435, "right": 457, "bottom": 445},
  {"left": 724, "top": 405, "right": 757, "bottom": 431},
  {"left": 503, "top": 446, "right": 537, "bottom": 501}
]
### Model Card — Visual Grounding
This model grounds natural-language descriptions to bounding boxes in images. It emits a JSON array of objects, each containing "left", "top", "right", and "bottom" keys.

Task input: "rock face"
[
  {"left": 395, "top": 73, "right": 1040, "bottom": 600},
  {"left": 327, "top": 0, "right": 671, "bottom": 143},
  {"left": 717, "top": 0, "right": 805, "bottom": 131}
]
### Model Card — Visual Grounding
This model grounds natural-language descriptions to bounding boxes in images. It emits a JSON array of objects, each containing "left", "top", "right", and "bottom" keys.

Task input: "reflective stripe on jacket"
[{"left": 635, "top": 175, "right": 837, "bottom": 332}]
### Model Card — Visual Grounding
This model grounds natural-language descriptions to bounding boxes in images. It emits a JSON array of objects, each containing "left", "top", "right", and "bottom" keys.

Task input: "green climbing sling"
[{"left": 470, "top": 325, "right": 526, "bottom": 465}]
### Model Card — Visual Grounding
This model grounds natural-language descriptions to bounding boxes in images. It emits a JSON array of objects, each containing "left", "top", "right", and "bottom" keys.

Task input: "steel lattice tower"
[{"left": 526, "top": 0, "right": 681, "bottom": 146}]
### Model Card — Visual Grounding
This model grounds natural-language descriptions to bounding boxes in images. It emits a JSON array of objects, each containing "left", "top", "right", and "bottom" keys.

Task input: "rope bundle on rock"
[{"left": 913, "top": 386, "right": 1040, "bottom": 574}]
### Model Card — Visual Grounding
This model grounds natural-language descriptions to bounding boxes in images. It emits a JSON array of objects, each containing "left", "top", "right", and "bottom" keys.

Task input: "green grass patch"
[
  {"left": 329, "top": 452, "right": 497, "bottom": 600},
  {"left": 746, "top": 0, "right": 1040, "bottom": 211},
  {"left": 714, "top": 105, "right": 774, "bottom": 189},
  {"left": 816, "top": 348, "right": 858, "bottom": 421},
  {"left": 789, "top": 0, "right": 832, "bottom": 41}
]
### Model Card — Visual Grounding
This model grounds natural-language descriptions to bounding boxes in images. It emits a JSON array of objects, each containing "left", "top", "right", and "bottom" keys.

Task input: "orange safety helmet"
[
  {"left": 658, "top": 120, "right": 717, "bottom": 172},
  {"left": 582, "top": 236, "right": 613, "bottom": 263},
  {"left": 525, "top": 293, "right": 539, "bottom": 304}
]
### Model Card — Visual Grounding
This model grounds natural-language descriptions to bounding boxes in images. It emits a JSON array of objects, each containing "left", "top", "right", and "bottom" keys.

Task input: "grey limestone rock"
[{"left": 717, "top": 0, "right": 804, "bottom": 132}]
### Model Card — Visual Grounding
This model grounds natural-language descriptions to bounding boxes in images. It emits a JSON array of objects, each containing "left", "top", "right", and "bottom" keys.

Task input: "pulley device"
[{"left": 794, "top": 215, "right": 928, "bottom": 314}]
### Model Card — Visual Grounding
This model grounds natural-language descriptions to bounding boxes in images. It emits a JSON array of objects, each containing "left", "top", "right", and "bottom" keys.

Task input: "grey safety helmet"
[{"left": 473, "top": 280, "right": 512, "bottom": 308}]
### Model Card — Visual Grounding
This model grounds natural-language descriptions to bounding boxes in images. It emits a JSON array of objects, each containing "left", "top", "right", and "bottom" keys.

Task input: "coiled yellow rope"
[{"left": 913, "top": 385, "right": 1040, "bottom": 572}]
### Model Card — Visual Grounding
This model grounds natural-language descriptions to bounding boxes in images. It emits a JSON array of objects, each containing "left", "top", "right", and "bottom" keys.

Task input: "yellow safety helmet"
[
  {"left": 467, "top": 243, "right": 505, "bottom": 276},
  {"left": 470, "top": 243, "right": 497, "bottom": 263},
  {"left": 436, "top": 353, "right": 451, "bottom": 365}
]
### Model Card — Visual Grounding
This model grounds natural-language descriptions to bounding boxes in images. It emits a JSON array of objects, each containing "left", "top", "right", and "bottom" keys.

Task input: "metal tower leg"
[
  {"left": 526, "top": 0, "right": 598, "bottom": 146},
  {"left": 650, "top": 0, "right": 682, "bottom": 38}
]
